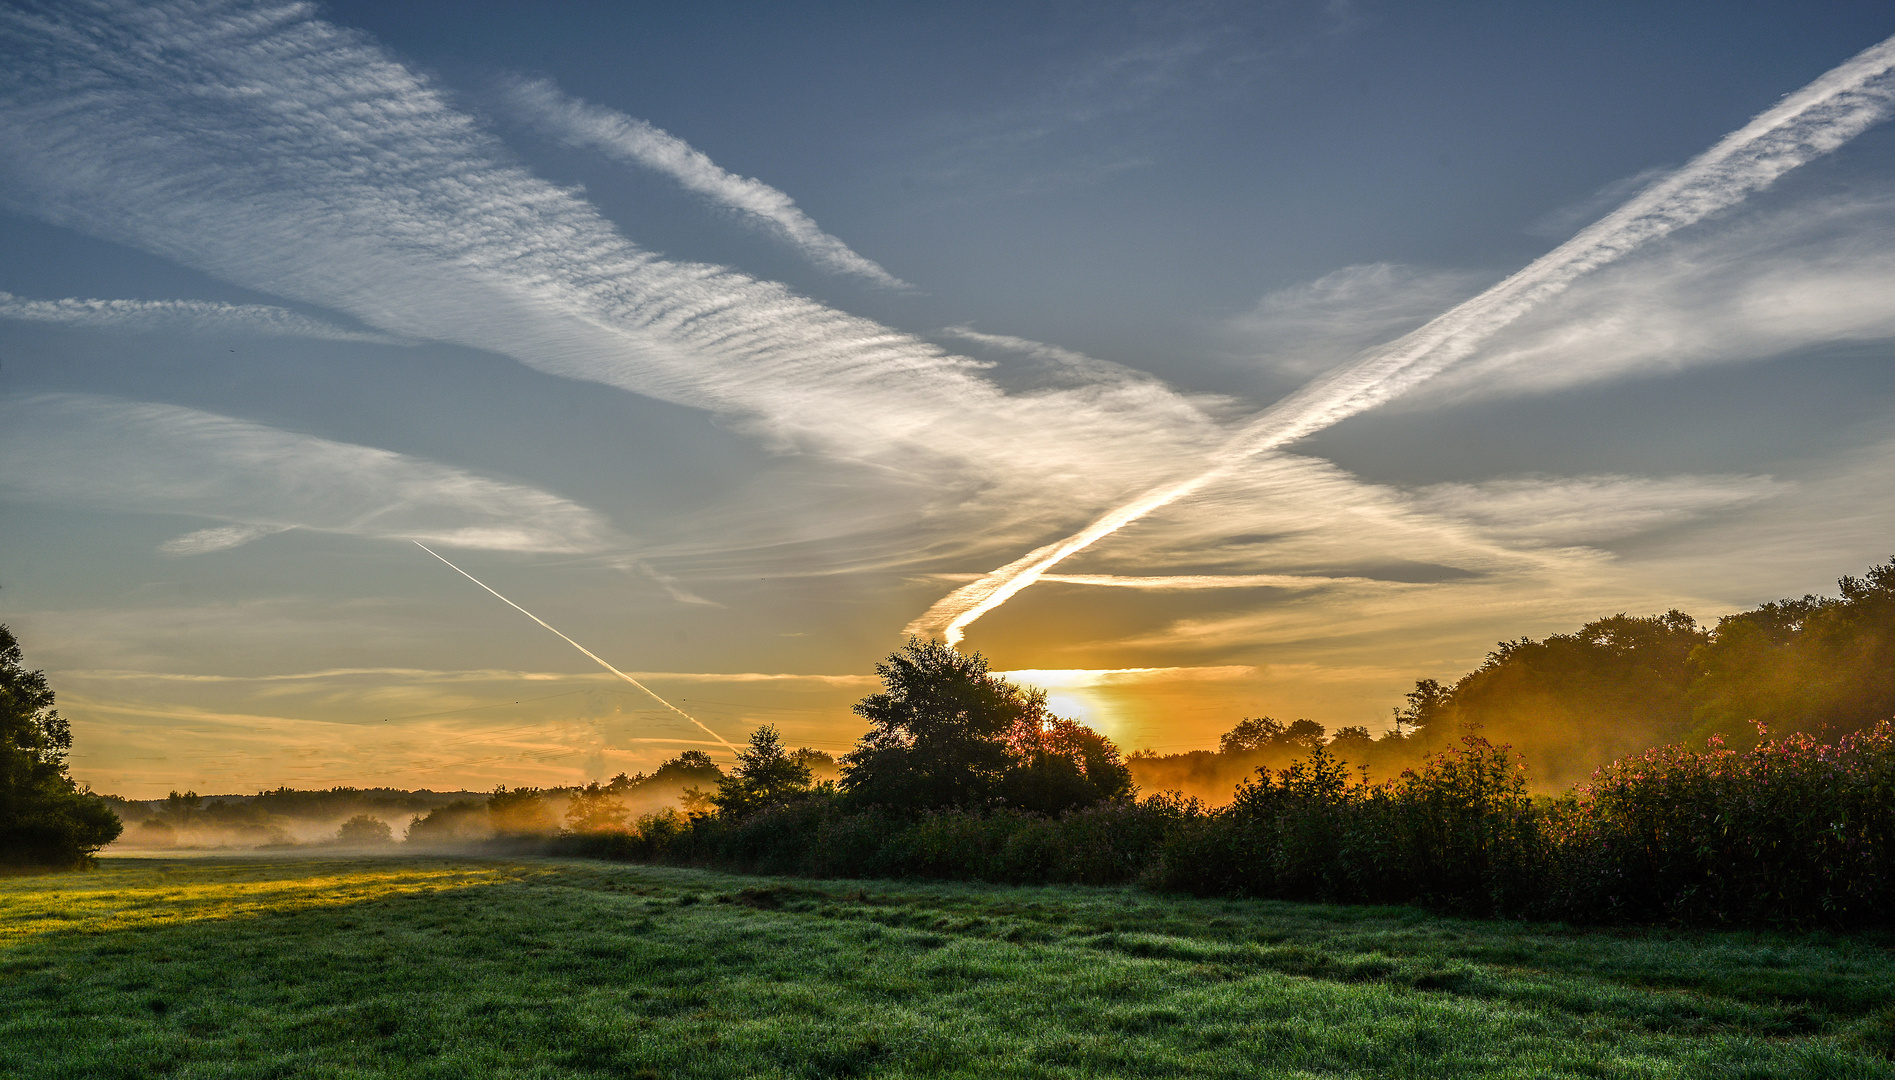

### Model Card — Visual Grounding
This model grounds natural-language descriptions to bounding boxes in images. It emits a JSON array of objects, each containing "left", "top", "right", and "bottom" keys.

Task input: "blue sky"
[{"left": 3, "top": 0, "right": 1893, "bottom": 797}]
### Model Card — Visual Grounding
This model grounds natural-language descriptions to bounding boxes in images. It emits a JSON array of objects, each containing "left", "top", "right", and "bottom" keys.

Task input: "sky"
[{"left": 3, "top": 0, "right": 1894, "bottom": 799}]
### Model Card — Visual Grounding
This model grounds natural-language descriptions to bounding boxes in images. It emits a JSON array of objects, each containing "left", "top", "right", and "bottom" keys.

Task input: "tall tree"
[
  {"left": 1691, "top": 558, "right": 1895, "bottom": 742},
  {"left": 0, "top": 625, "right": 121, "bottom": 867},
  {"left": 841, "top": 639, "right": 1039, "bottom": 812},
  {"left": 1000, "top": 715, "right": 1135, "bottom": 815},
  {"left": 712, "top": 725, "right": 815, "bottom": 817},
  {"left": 842, "top": 638, "right": 1132, "bottom": 815},
  {"left": 1402, "top": 612, "right": 1709, "bottom": 788}
]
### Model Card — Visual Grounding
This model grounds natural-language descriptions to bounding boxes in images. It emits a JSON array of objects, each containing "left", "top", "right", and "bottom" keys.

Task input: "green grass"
[{"left": 4, "top": 856, "right": 1894, "bottom": 1078}]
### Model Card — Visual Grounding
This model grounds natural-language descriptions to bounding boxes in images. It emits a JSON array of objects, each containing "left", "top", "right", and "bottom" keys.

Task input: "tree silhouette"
[
  {"left": 0, "top": 625, "right": 121, "bottom": 868},
  {"left": 841, "top": 639, "right": 1040, "bottom": 811},
  {"left": 563, "top": 781, "right": 629, "bottom": 834},
  {"left": 334, "top": 814, "right": 392, "bottom": 845},
  {"left": 712, "top": 725, "right": 815, "bottom": 817},
  {"left": 842, "top": 638, "right": 1132, "bottom": 815}
]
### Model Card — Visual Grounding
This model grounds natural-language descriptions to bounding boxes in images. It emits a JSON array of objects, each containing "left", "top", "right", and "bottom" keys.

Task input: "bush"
[
  {"left": 334, "top": 815, "right": 393, "bottom": 845},
  {"left": 1155, "top": 736, "right": 1545, "bottom": 915},
  {"left": 1548, "top": 722, "right": 1895, "bottom": 927},
  {"left": 405, "top": 799, "right": 490, "bottom": 845}
]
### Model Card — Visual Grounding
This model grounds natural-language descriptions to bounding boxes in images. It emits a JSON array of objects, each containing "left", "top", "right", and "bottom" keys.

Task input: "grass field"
[{"left": 3, "top": 856, "right": 1894, "bottom": 1078}]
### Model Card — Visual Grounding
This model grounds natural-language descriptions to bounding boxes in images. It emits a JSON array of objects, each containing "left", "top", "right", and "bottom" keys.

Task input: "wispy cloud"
[
  {"left": 0, "top": 0, "right": 1223, "bottom": 539},
  {"left": 1225, "top": 264, "right": 1489, "bottom": 378},
  {"left": 1418, "top": 191, "right": 1895, "bottom": 401},
  {"left": 935, "top": 326, "right": 1161, "bottom": 389},
  {"left": 1029, "top": 573, "right": 1385, "bottom": 590},
  {"left": 0, "top": 289, "right": 403, "bottom": 343},
  {"left": 500, "top": 75, "right": 910, "bottom": 290},
  {"left": 995, "top": 666, "right": 1257, "bottom": 688},
  {"left": 1408, "top": 474, "right": 1782, "bottom": 546},
  {"left": 911, "top": 31, "right": 1895, "bottom": 644},
  {"left": 0, "top": 393, "right": 620, "bottom": 555},
  {"left": 1525, "top": 167, "right": 1675, "bottom": 240}
]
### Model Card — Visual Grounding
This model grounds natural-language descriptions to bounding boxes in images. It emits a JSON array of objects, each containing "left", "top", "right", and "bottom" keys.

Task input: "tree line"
[
  {"left": 550, "top": 557, "right": 1895, "bottom": 928},
  {"left": 5, "top": 555, "right": 1892, "bottom": 921}
]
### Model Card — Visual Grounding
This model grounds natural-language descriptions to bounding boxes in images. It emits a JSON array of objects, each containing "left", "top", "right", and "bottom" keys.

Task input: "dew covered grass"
[{"left": 3, "top": 855, "right": 1894, "bottom": 1078}]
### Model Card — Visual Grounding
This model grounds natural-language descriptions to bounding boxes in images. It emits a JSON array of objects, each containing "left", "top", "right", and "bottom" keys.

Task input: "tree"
[
  {"left": 0, "top": 625, "right": 121, "bottom": 868},
  {"left": 487, "top": 786, "right": 554, "bottom": 836},
  {"left": 1394, "top": 678, "right": 1454, "bottom": 737},
  {"left": 1690, "top": 558, "right": 1895, "bottom": 742},
  {"left": 841, "top": 639, "right": 1134, "bottom": 815},
  {"left": 334, "top": 814, "right": 392, "bottom": 845},
  {"left": 1219, "top": 717, "right": 1286, "bottom": 754},
  {"left": 1218, "top": 717, "right": 1327, "bottom": 755},
  {"left": 1330, "top": 725, "right": 1374, "bottom": 752},
  {"left": 405, "top": 799, "right": 488, "bottom": 845},
  {"left": 1000, "top": 716, "right": 1135, "bottom": 815},
  {"left": 712, "top": 726, "right": 815, "bottom": 817},
  {"left": 841, "top": 639, "right": 1041, "bottom": 812},
  {"left": 790, "top": 747, "right": 840, "bottom": 781},
  {"left": 1395, "top": 611, "right": 1709, "bottom": 788},
  {"left": 563, "top": 781, "right": 629, "bottom": 834}
]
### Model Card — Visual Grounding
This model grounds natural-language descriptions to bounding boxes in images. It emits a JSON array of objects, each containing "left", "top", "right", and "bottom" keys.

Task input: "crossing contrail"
[
  {"left": 910, "top": 31, "right": 1895, "bottom": 647},
  {"left": 414, "top": 542, "right": 738, "bottom": 752}
]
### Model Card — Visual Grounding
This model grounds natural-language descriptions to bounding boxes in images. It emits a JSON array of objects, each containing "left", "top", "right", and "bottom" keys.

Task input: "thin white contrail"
[
  {"left": 911, "top": 32, "right": 1895, "bottom": 647},
  {"left": 414, "top": 542, "right": 738, "bottom": 752},
  {"left": 501, "top": 76, "right": 911, "bottom": 291}
]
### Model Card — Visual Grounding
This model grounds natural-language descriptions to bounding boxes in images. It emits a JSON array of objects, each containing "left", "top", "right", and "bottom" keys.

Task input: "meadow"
[{"left": 4, "top": 855, "right": 1894, "bottom": 1078}]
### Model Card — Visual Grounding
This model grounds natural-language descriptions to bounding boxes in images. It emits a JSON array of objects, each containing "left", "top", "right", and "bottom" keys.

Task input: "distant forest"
[
  {"left": 8, "top": 557, "right": 1893, "bottom": 925},
  {"left": 1132, "top": 556, "right": 1895, "bottom": 795}
]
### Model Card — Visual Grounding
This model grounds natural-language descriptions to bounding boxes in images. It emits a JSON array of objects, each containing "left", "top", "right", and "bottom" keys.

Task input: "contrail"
[
  {"left": 500, "top": 76, "right": 912, "bottom": 291},
  {"left": 414, "top": 542, "right": 738, "bottom": 752},
  {"left": 911, "top": 32, "right": 1895, "bottom": 647}
]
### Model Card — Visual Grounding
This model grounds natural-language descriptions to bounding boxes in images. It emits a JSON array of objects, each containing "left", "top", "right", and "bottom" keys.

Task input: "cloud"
[
  {"left": 1417, "top": 192, "right": 1895, "bottom": 401},
  {"left": 1226, "top": 264, "right": 1489, "bottom": 377},
  {"left": 995, "top": 666, "right": 1256, "bottom": 688},
  {"left": 1525, "top": 167, "right": 1674, "bottom": 239},
  {"left": 499, "top": 75, "right": 910, "bottom": 290},
  {"left": 935, "top": 326, "right": 1165, "bottom": 390},
  {"left": 0, "top": 290, "right": 404, "bottom": 343},
  {"left": 66, "top": 666, "right": 883, "bottom": 686},
  {"left": 911, "top": 31, "right": 1895, "bottom": 643},
  {"left": 1035, "top": 573, "right": 1384, "bottom": 590},
  {"left": 1408, "top": 474, "right": 1782, "bottom": 546},
  {"left": 0, "top": 393, "right": 621, "bottom": 555},
  {"left": 159, "top": 523, "right": 294, "bottom": 555},
  {"left": 0, "top": 0, "right": 1225, "bottom": 539}
]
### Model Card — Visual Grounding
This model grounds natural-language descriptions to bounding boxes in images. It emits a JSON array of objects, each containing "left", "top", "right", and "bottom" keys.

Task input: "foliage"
[
  {"left": 1395, "top": 612, "right": 1708, "bottom": 788},
  {"left": 1375, "top": 558, "right": 1895, "bottom": 787},
  {"left": 999, "top": 715, "right": 1136, "bottom": 815},
  {"left": 563, "top": 791, "right": 1203, "bottom": 886},
  {"left": 619, "top": 749, "right": 725, "bottom": 790},
  {"left": 404, "top": 799, "right": 489, "bottom": 845},
  {"left": 1157, "top": 736, "right": 1543, "bottom": 915},
  {"left": 486, "top": 786, "right": 554, "bottom": 837},
  {"left": 0, "top": 625, "right": 120, "bottom": 868},
  {"left": 1130, "top": 717, "right": 1358, "bottom": 804},
  {"left": 840, "top": 638, "right": 1037, "bottom": 812},
  {"left": 1219, "top": 716, "right": 1327, "bottom": 755},
  {"left": 840, "top": 638, "right": 1135, "bottom": 816},
  {"left": 1548, "top": 722, "right": 1895, "bottom": 927},
  {"left": 561, "top": 781, "right": 629, "bottom": 835},
  {"left": 8, "top": 856, "right": 1895, "bottom": 1077},
  {"left": 710, "top": 725, "right": 814, "bottom": 818},
  {"left": 1690, "top": 558, "right": 1895, "bottom": 742},
  {"left": 333, "top": 814, "right": 393, "bottom": 845}
]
